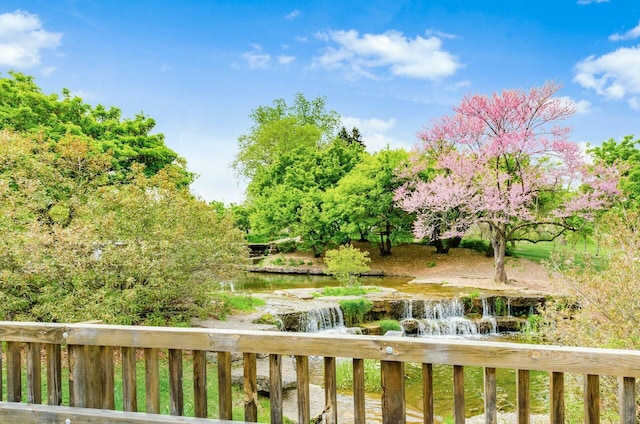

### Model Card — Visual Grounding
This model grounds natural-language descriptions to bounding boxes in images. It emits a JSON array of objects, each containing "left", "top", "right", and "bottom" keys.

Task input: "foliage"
[
  {"left": 379, "top": 319, "right": 402, "bottom": 333},
  {"left": 246, "top": 137, "right": 365, "bottom": 255},
  {"left": 324, "top": 244, "right": 371, "bottom": 286},
  {"left": 316, "top": 286, "right": 381, "bottom": 297},
  {"left": 535, "top": 210, "right": 640, "bottom": 419},
  {"left": 396, "top": 82, "right": 620, "bottom": 283},
  {"left": 339, "top": 298, "right": 373, "bottom": 326},
  {"left": 336, "top": 359, "right": 381, "bottom": 392},
  {"left": 219, "top": 294, "right": 266, "bottom": 311},
  {"left": 589, "top": 134, "right": 640, "bottom": 206},
  {"left": 323, "top": 148, "right": 414, "bottom": 255},
  {"left": 233, "top": 93, "right": 340, "bottom": 180},
  {"left": 0, "top": 72, "right": 192, "bottom": 185},
  {"left": 0, "top": 131, "right": 248, "bottom": 324}
]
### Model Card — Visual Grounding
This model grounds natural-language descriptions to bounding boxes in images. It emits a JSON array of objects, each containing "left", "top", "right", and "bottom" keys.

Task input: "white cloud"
[
  {"left": 0, "top": 10, "right": 61, "bottom": 68},
  {"left": 285, "top": 10, "right": 300, "bottom": 20},
  {"left": 242, "top": 45, "right": 270, "bottom": 69},
  {"left": 424, "top": 29, "right": 459, "bottom": 40},
  {"left": 628, "top": 97, "right": 640, "bottom": 111},
  {"left": 341, "top": 116, "right": 409, "bottom": 152},
  {"left": 609, "top": 21, "right": 640, "bottom": 41},
  {"left": 574, "top": 45, "right": 640, "bottom": 103},
  {"left": 558, "top": 96, "right": 592, "bottom": 114},
  {"left": 576, "top": 0, "right": 609, "bottom": 4},
  {"left": 314, "top": 29, "right": 462, "bottom": 81},
  {"left": 278, "top": 55, "right": 295, "bottom": 65}
]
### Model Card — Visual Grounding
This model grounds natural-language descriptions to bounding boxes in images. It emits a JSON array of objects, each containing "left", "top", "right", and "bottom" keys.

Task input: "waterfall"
[
  {"left": 481, "top": 298, "right": 498, "bottom": 334},
  {"left": 403, "top": 299, "right": 413, "bottom": 319},
  {"left": 299, "top": 306, "right": 346, "bottom": 333}
]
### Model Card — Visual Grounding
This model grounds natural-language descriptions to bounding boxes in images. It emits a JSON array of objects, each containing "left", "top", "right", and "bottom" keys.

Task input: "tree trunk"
[
  {"left": 432, "top": 239, "right": 449, "bottom": 254},
  {"left": 491, "top": 236, "right": 508, "bottom": 284}
]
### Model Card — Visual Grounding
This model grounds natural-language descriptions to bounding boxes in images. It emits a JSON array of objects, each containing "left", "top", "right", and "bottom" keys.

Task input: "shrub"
[
  {"left": 379, "top": 319, "right": 401, "bottom": 333},
  {"left": 339, "top": 298, "right": 373, "bottom": 326},
  {"left": 324, "top": 244, "right": 370, "bottom": 286}
]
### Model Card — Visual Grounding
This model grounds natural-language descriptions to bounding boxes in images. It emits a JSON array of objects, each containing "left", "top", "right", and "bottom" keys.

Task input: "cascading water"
[
  {"left": 401, "top": 298, "right": 499, "bottom": 337},
  {"left": 481, "top": 298, "right": 498, "bottom": 334},
  {"left": 299, "top": 306, "right": 346, "bottom": 333}
]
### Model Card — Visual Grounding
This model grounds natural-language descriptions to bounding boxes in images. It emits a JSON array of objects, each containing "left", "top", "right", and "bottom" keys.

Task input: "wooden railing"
[{"left": 1, "top": 321, "right": 639, "bottom": 423}]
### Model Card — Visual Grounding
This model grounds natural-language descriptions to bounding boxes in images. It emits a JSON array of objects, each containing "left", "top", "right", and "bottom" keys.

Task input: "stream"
[{"left": 229, "top": 272, "right": 550, "bottom": 421}]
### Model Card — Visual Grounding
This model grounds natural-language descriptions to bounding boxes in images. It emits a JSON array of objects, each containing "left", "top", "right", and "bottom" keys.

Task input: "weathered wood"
[
  {"left": 381, "top": 360, "right": 405, "bottom": 424},
  {"left": 353, "top": 358, "right": 365, "bottom": 424},
  {"left": 296, "top": 355, "right": 310, "bottom": 424},
  {"left": 6, "top": 341, "right": 22, "bottom": 402},
  {"left": 584, "top": 374, "right": 599, "bottom": 424},
  {"left": 0, "top": 401, "right": 251, "bottom": 423},
  {"left": 243, "top": 352, "right": 258, "bottom": 422},
  {"left": 169, "top": 349, "right": 184, "bottom": 416},
  {"left": 324, "top": 356, "right": 338, "bottom": 424},
  {"left": 549, "top": 372, "right": 564, "bottom": 424},
  {"left": 453, "top": 365, "right": 465, "bottom": 424},
  {"left": 45, "top": 344, "right": 62, "bottom": 406},
  {"left": 121, "top": 347, "right": 137, "bottom": 412},
  {"left": 144, "top": 348, "right": 160, "bottom": 414},
  {"left": 2, "top": 322, "right": 639, "bottom": 377},
  {"left": 217, "top": 351, "right": 232, "bottom": 420},
  {"left": 269, "top": 354, "right": 283, "bottom": 424},
  {"left": 100, "top": 346, "right": 115, "bottom": 410},
  {"left": 422, "top": 363, "right": 434, "bottom": 424},
  {"left": 26, "top": 343, "right": 41, "bottom": 404},
  {"left": 68, "top": 344, "right": 85, "bottom": 407},
  {"left": 484, "top": 367, "right": 496, "bottom": 424},
  {"left": 0, "top": 341, "right": 3, "bottom": 402},
  {"left": 192, "top": 350, "right": 207, "bottom": 419},
  {"left": 517, "top": 369, "right": 530, "bottom": 424},
  {"left": 618, "top": 376, "right": 636, "bottom": 424}
]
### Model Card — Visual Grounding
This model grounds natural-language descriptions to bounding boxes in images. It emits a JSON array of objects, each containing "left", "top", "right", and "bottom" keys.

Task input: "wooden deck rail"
[{"left": 1, "top": 321, "right": 639, "bottom": 423}]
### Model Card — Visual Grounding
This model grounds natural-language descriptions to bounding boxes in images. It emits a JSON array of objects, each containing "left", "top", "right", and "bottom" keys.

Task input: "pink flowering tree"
[{"left": 395, "top": 82, "right": 619, "bottom": 284}]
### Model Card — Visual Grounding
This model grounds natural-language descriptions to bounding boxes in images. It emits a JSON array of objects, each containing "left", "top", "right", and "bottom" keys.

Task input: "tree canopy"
[
  {"left": 0, "top": 71, "right": 192, "bottom": 185},
  {"left": 396, "top": 82, "right": 620, "bottom": 283}
]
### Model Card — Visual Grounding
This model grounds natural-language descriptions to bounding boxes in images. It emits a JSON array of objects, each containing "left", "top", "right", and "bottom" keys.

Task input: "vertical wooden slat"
[
  {"left": 584, "top": 374, "right": 599, "bottom": 424},
  {"left": 217, "top": 351, "right": 232, "bottom": 420},
  {"left": 68, "top": 344, "right": 85, "bottom": 407},
  {"left": 422, "top": 363, "right": 434, "bottom": 424},
  {"left": 550, "top": 372, "right": 564, "bottom": 424},
  {"left": 296, "top": 355, "right": 310, "bottom": 424},
  {"left": 243, "top": 352, "right": 258, "bottom": 422},
  {"left": 453, "top": 365, "right": 465, "bottom": 424},
  {"left": 193, "top": 350, "right": 207, "bottom": 418},
  {"left": 121, "top": 346, "right": 138, "bottom": 412},
  {"left": 168, "top": 349, "right": 184, "bottom": 416},
  {"left": 144, "top": 348, "right": 160, "bottom": 414},
  {"left": 101, "top": 346, "right": 114, "bottom": 410},
  {"left": 619, "top": 376, "right": 636, "bottom": 424},
  {"left": 324, "top": 356, "right": 338, "bottom": 424},
  {"left": 484, "top": 367, "right": 497, "bottom": 424},
  {"left": 6, "top": 341, "right": 22, "bottom": 402},
  {"left": 0, "top": 341, "right": 3, "bottom": 402},
  {"left": 46, "top": 344, "right": 62, "bottom": 406},
  {"left": 269, "top": 354, "right": 283, "bottom": 424},
  {"left": 353, "top": 358, "right": 365, "bottom": 424},
  {"left": 381, "top": 360, "right": 405, "bottom": 424},
  {"left": 27, "top": 342, "right": 41, "bottom": 404},
  {"left": 517, "top": 369, "right": 530, "bottom": 424}
]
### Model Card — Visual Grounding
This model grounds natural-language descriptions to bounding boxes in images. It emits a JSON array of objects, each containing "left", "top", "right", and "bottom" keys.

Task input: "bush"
[
  {"left": 275, "top": 239, "right": 298, "bottom": 253},
  {"left": 339, "top": 298, "right": 372, "bottom": 326},
  {"left": 324, "top": 244, "right": 370, "bottom": 286},
  {"left": 379, "top": 319, "right": 401, "bottom": 333}
]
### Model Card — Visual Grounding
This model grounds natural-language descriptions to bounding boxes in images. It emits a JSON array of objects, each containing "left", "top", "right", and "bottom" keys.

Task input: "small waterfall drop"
[
  {"left": 481, "top": 298, "right": 498, "bottom": 334},
  {"left": 299, "top": 306, "right": 346, "bottom": 333}
]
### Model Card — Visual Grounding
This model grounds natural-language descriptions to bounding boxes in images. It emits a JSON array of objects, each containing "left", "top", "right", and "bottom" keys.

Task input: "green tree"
[
  {"left": 0, "top": 72, "right": 192, "bottom": 185},
  {"left": 0, "top": 130, "right": 247, "bottom": 324},
  {"left": 247, "top": 136, "right": 365, "bottom": 254},
  {"left": 324, "top": 244, "right": 370, "bottom": 286},
  {"left": 589, "top": 135, "right": 640, "bottom": 205},
  {"left": 324, "top": 148, "right": 414, "bottom": 255},
  {"left": 233, "top": 93, "right": 341, "bottom": 180}
]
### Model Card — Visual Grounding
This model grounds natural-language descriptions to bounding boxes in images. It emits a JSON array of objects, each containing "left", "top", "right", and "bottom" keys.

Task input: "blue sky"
[{"left": 1, "top": 1, "right": 639, "bottom": 204}]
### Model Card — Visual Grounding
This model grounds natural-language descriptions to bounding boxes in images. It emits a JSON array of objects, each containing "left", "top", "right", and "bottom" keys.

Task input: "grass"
[
  {"left": 219, "top": 293, "right": 266, "bottom": 311},
  {"left": 314, "top": 285, "right": 381, "bottom": 297},
  {"left": 511, "top": 239, "right": 606, "bottom": 268}
]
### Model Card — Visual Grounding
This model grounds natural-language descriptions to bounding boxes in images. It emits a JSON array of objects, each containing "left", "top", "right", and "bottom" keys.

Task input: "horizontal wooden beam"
[
  {"left": 2, "top": 321, "right": 640, "bottom": 377},
  {"left": 0, "top": 402, "right": 245, "bottom": 424}
]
